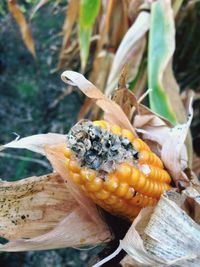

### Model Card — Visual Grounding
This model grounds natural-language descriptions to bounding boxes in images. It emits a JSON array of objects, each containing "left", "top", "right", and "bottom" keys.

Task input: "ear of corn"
[{"left": 64, "top": 120, "right": 171, "bottom": 221}]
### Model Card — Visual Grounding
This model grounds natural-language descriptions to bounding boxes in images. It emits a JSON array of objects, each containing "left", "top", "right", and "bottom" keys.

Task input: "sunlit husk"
[
  {"left": 120, "top": 188, "right": 200, "bottom": 266},
  {"left": 0, "top": 173, "right": 77, "bottom": 240}
]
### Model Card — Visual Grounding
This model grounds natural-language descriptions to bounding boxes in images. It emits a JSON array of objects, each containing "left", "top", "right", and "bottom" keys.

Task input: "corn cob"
[{"left": 64, "top": 120, "right": 171, "bottom": 220}]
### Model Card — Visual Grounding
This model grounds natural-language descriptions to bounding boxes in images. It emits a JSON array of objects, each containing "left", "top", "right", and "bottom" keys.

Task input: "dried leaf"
[
  {"left": 1, "top": 133, "right": 66, "bottom": 155},
  {"left": 105, "top": 10, "right": 149, "bottom": 96},
  {"left": 95, "top": 188, "right": 200, "bottom": 266},
  {"left": 119, "top": 189, "right": 200, "bottom": 266},
  {"left": 111, "top": 88, "right": 138, "bottom": 123},
  {"left": 103, "top": 0, "right": 129, "bottom": 51},
  {"left": 8, "top": 0, "right": 36, "bottom": 58},
  {"left": 30, "top": 0, "right": 50, "bottom": 19},
  {"left": 61, "top": 70, "right": 136, "bottom": 134},
  {"left": 0, "top": 173, "right": 77, "bottom": 240},
  {"left": 57, "top": 0, "right": 80, "bottom": 69},
  {"left": 161, "top": 101, "right": 193, "bottom": 188},
  {"left": 0, "top": 207, "right": 111, "bottom": 251}
]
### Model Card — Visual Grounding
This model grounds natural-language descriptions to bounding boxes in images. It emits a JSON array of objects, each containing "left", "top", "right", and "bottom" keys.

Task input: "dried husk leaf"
[
  {"left": 8, "top": 0, "right": 36, "bottom": 58},
  {"left": 57, "top": 0, "right": 80, "bottom": 69},
  {"left": 119, "top": 188, "right": 200, "bottom": 266},
  {"left": 0, "top": 206, "right": 111, "bottom": 251},
  {"left": 0, "top": 135, "right": 112, "bottom": 251},
  {"left": 30, "top": 0, "right": 50, "bottom": 19},
  {"left": 105, "top": 10, "right": 149, "bottom": 96},
  {"left": 1, "top": 133, "right": 66, "bottom": 155},
  {"left": 0, "top": 173, "right": 77, "bottom": 240},
  {"left": 61, "top": 70, "right": 136, "bottom": 134}
]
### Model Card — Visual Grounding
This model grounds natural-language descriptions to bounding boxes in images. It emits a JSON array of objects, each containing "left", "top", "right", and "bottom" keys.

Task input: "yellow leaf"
[{"left": 7, "top": 0, "right": 36, "bottom": 58}]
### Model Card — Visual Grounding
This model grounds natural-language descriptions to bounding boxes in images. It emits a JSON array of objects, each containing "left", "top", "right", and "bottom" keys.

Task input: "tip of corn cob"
[{"left": 65, "top": 120, "right": 171, "bottom": 220}]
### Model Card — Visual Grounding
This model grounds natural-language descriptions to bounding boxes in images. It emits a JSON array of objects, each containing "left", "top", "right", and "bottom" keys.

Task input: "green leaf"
[
  {"left": 148, "top": 0, "right": 177, "bottom": 125},
  {"left": 79, "top": 0, "right": 100, "bottom": 71}
]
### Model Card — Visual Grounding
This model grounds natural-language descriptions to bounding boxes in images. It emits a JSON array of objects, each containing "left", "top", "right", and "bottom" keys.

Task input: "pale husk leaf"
[
  {"left": 0, "top": 173, "right": 77, "bottom": 240},
  {"left": 105, "top": 11, "right": 149, "bottom": 96},
  {"left": 120, "top": 188, "right": 200, "bottom": 266},
  {"left": 1, "top": 133, "right": 66, "bottom": 155},
  {"left": 0, "top": 206, "right": 111, "bottom": 251},
  {"left": 61, "top": 70, "right": 136, "bottom": 134}
]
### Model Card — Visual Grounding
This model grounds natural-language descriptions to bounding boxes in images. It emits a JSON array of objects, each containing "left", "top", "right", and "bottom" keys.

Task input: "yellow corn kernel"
[
  {"left": 80, "top": 169, "right": 96, "bottom": 182},
  {"left": 110, "top": 124, "right": 122, "bottom": 135},
  {"left": 104, "top": 174, "right": 119, "bottom": 192},
  {"left": 124, "top": 188, "right": 135, "bottom": 200},
  {"left": 105, "top": 195, "right": 118, "bottom": 205},
  {"left": 69, "top": 160, "right": 80, "bottom": 173},
  {"left": 95, "top": 189, "right": 110, "bottom": 200},
  {"left": 115, "top": 163, "right": 132, "bottom": 181},
  {"left": 121, "top": 129, "right": 135, "bottom": 142},
  {"left": 71, "top": 173, "right": 83, "bottom": 185},
  {"left": 132, "top": 138, "right": 150, "bottom": 152},
  {"left": 93, "top": 120, "right": 108, "bottom": 129},
  {"left": 85, "top": 177, "right": 103, "bottom": 192},
  {"left": 148, "top": 166, "right": 171, "bottom": 183},
  {"left": 65, "top": 158, "right": 70, "bottom": 168},
  {"left": 64, "top": 147, "right": 72, "bottom": 158},
  {"left": 139, "top": 150, "right": 163, "bottom": 168},
  {"left": 127, "top": 166, "right": 140, "bottom": 186},
  {"left": 114, "top": 183, "right": 129, "bottom": 197}
]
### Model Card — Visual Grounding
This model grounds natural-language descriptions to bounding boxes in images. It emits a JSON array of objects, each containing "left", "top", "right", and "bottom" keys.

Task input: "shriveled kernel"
[
  {"left": 69, "top": 160, "right": 80, "bottom": 172},
  {"left": 104, "top": 174, "right": 119, "bottom": 192},
  {"left": 110, "top": 124, "right": 122, "bottom": 135},
  {"left": 115, "top": 183, "right": 129, "bottom": 197},
  {"left": 80, "top": 169, "right": 96, "bottom": 182},
  {"left": 95, "top": 189, "right": 110, "bottom": 200},
  {"left": 121, "top": 129, "right": 135, "bottom": 142},
  {"left": 116, "top": 163, "right": 132, "bottom": 180},
  {"left": 130, "top": 193, "right": 144, "bottom": 206},
  {"left": 85, "top": 177, "right": 103, "bottom": 192}
]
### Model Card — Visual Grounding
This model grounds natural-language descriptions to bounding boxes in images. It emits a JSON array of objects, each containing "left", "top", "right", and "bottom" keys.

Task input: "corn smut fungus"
[{"left": 65, "top": 120, "right": 171, "bottom": 221}]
